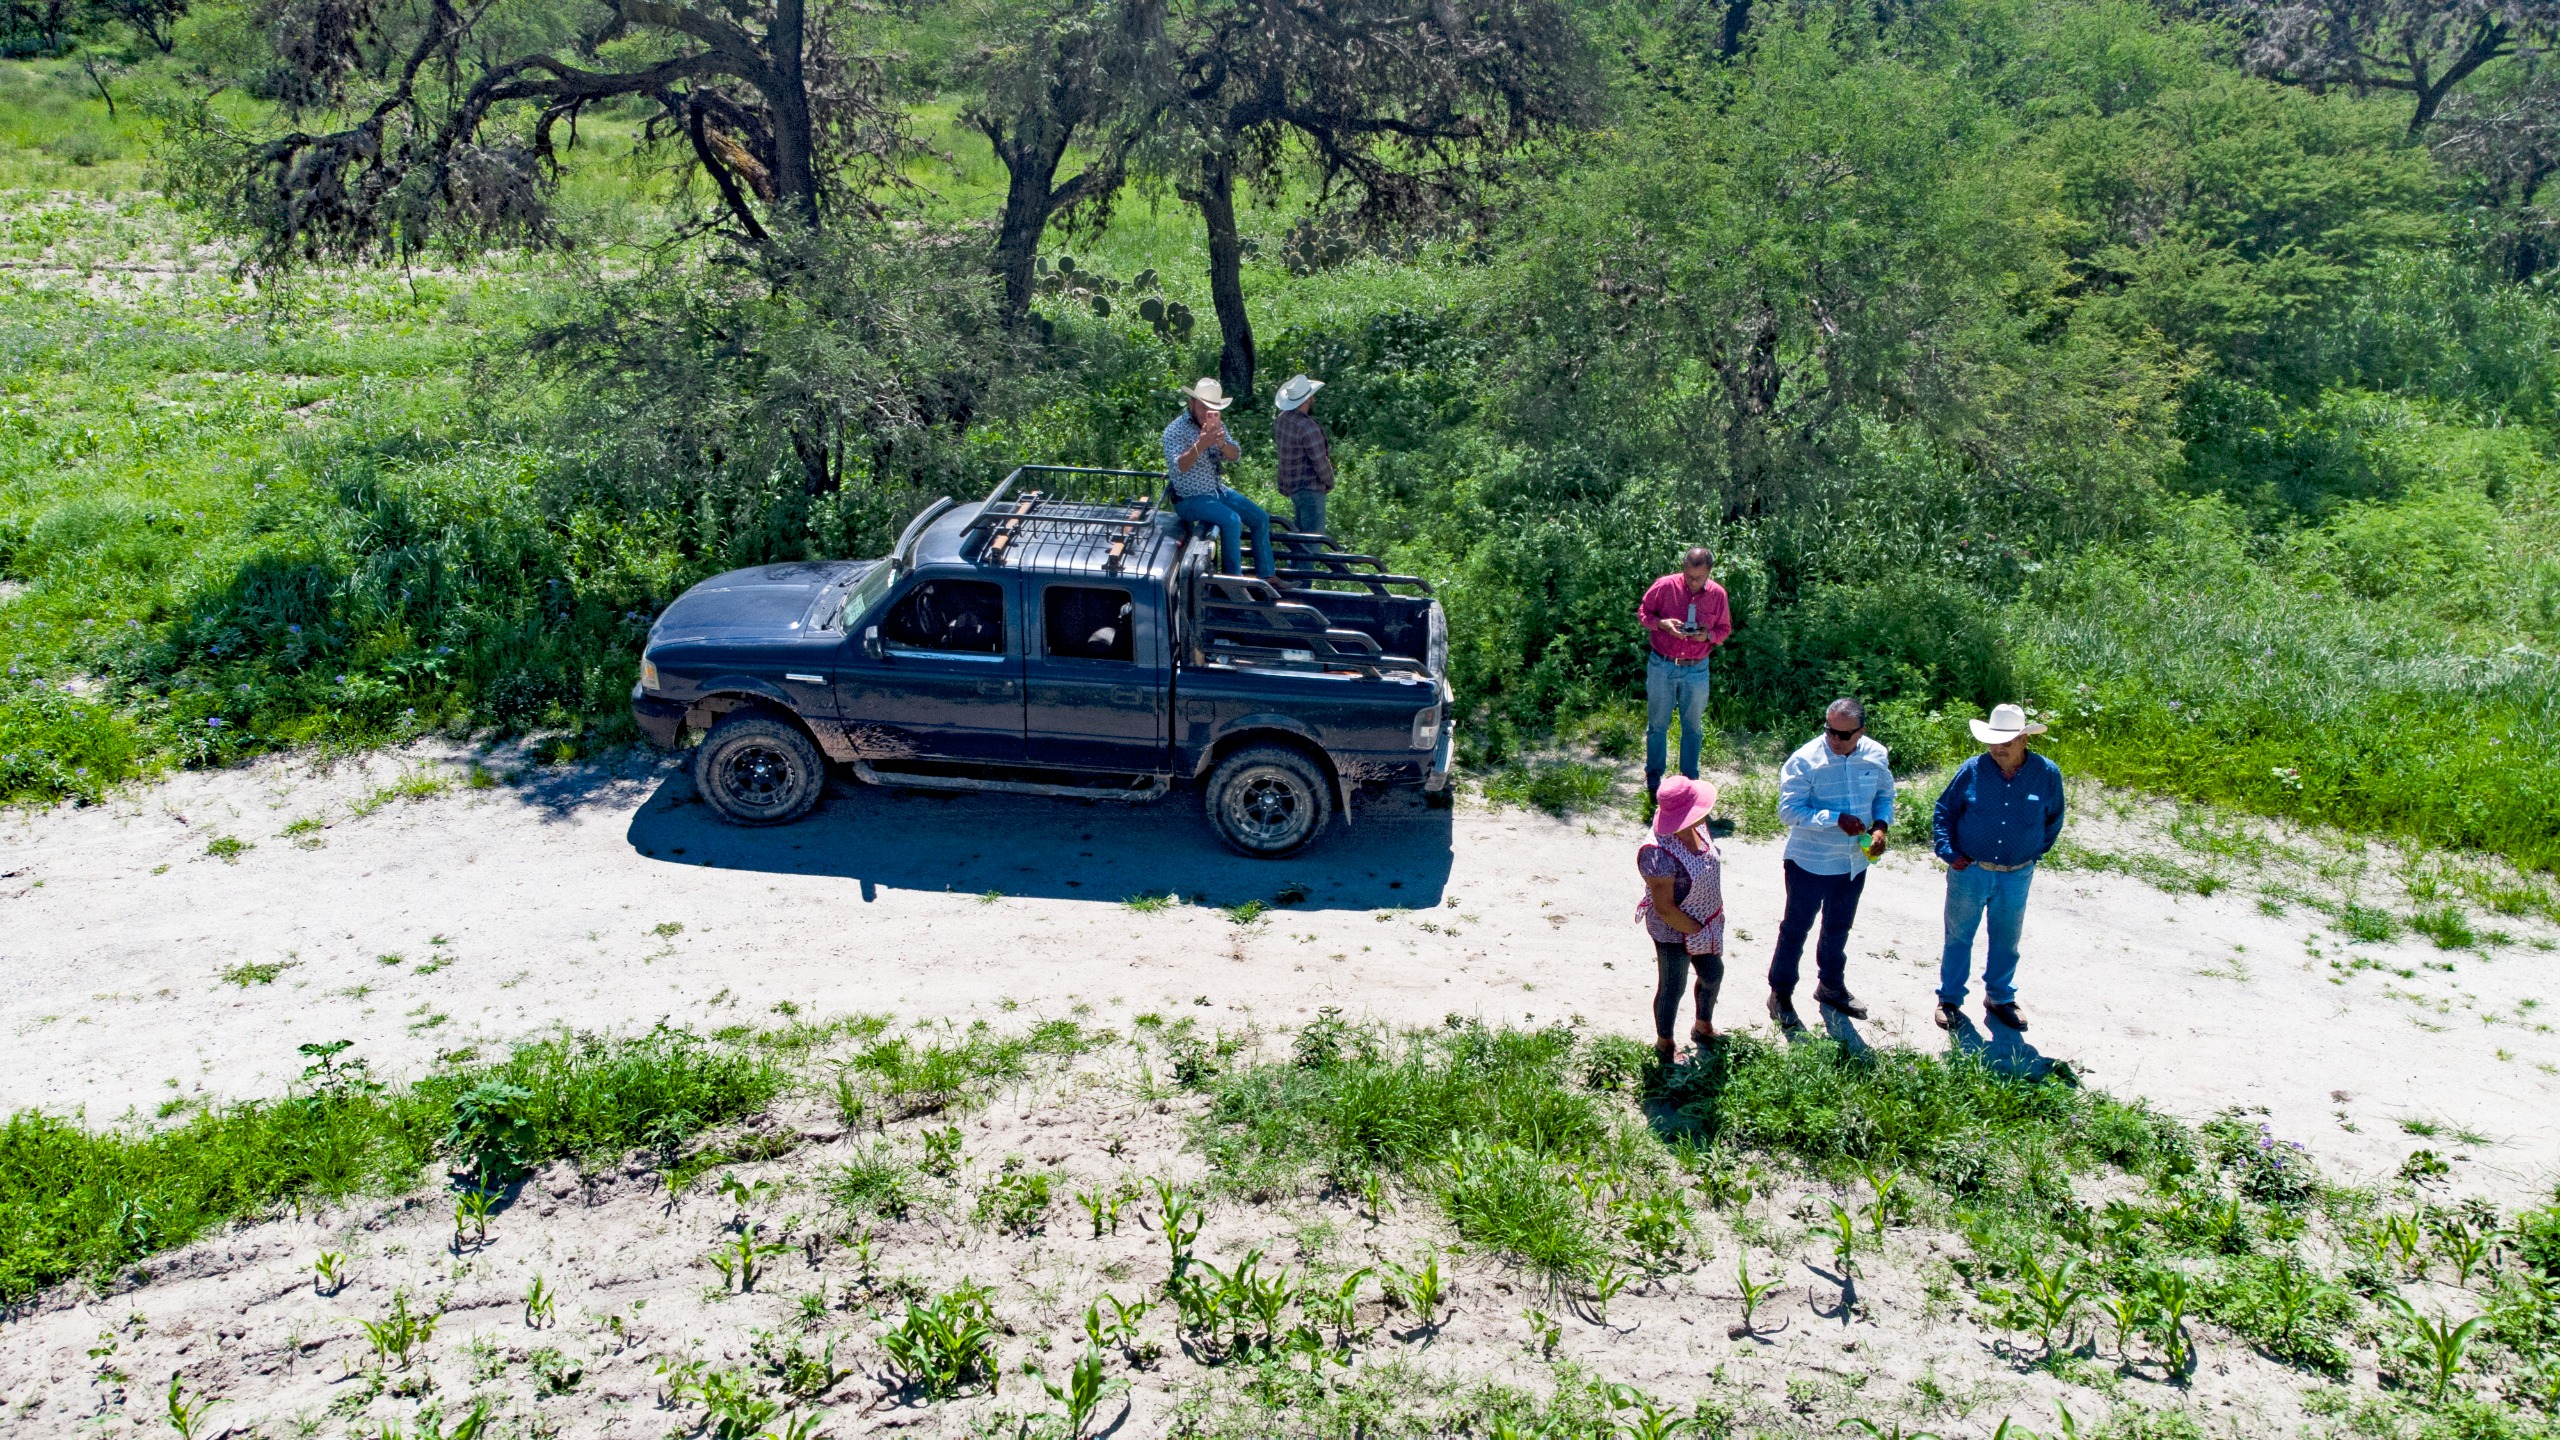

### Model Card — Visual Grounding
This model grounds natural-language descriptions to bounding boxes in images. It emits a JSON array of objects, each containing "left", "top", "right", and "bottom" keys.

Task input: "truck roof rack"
[{"left": 964, "top": 466, "right": 1168, "bottom": 574}]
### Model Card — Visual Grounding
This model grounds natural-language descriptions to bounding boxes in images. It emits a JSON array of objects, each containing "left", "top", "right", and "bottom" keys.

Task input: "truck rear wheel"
[
  {"left": 693, "top": 711, "right": 827, "bottom": 826},
  {"left": 1206, "top": 745, "right": 1332, "bottom": 857}
]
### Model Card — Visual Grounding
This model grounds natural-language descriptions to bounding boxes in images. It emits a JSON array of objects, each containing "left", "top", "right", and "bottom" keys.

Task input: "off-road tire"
[
  {"left": 1206, "top": 744, "right": 1332, "bottom": 857},
  {"left": 693, "top": 711, "right": 827, "bottom": 826}
]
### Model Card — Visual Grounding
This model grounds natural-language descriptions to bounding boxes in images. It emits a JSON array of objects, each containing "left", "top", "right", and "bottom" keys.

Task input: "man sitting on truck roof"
[{"left": 1163, "top": 377, "right": 1276, "bottom": 581}]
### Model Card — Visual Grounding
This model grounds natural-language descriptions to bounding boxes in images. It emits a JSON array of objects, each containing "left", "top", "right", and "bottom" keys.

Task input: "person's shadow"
[
  {"left": 623, "top": 768, "right": 1455, "bottom": 910},
  {"left": 1942, "top": 1011, "right": 2069, "bottom": 1081}
]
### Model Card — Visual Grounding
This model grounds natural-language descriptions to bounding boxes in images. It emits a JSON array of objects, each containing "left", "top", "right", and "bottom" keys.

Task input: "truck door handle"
[
  {"left": 1110, "top": 687, "right": 1144, "bottom": 705},
  {"left": 978, "top": 680, "right": 1013, "bottom": 697}
]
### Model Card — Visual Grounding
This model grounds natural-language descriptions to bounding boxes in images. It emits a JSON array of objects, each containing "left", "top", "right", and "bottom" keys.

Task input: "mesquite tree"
[
  {"left": 165, "top": 0, "right": 911, "bottom": 268},
  {"left": 2224, "top": 0, "right": 2560, "bottom": 131},
  {"left": 960, "top": 0, "right": 1169, "bottom": 323},
  {"left": 1148, "top": 0, "right": 1590, "bottom": 399}
]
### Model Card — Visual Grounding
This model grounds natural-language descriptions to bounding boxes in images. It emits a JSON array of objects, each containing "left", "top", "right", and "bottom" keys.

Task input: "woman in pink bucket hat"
[{"left": 1637, "top": 775, "right": 1725, "bottom": 1064}]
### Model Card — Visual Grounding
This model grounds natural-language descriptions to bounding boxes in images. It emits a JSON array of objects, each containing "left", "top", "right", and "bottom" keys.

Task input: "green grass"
[
  {"left": 0, "top": 1026, "right": 781, "bottom": 1300},
  {"left": 1480, "top": 759, "right": 1619, "bottom": 817}
]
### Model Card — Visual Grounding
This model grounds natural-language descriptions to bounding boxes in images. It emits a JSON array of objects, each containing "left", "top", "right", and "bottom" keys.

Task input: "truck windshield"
[{"left": 834, "top": 561, "right": 898, "bottom": 631}]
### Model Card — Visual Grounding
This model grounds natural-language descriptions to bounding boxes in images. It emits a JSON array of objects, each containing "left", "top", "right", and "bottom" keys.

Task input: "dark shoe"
[
  {"left": 1654, "top": 1036, "right": 1676, "bottom": 1065},
  {"left": 1985, "top": 1002, "right": 2028, "bottom": 1033},
  {"left": 1690, "top": 1022, "right": 1718, "bottom": 1049},
  {"left": 1812, "top": 988, "right": 1869, "bottom": 1020},
  {"left": 1933, "top": 1002, "right": 1962, "bottom": 1032},
  {"left": 1767, "top": 993, "right": 1804, "bottom": 1033}
]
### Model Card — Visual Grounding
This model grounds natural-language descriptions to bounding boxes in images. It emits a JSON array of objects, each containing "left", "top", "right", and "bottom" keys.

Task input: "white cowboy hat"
[
  {"left": 1273, "top": 374, "right": 1324, "bottom": 411},
  {"left": 1179, "top": 377, "right": 1233, "bottom": 411},
  {"left": 1969, "top": 702, "right": 2049, "bottom": 744}
]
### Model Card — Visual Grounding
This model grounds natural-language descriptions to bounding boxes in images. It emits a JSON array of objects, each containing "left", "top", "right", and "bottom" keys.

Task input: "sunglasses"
[{"left": 1824, "top": 726, "right": 1863, "bottom": 740}]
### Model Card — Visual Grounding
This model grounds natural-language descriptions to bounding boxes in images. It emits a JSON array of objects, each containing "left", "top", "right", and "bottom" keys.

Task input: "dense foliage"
[{"left": 4, "top": 0, "right": 2560, "bottom": 874}]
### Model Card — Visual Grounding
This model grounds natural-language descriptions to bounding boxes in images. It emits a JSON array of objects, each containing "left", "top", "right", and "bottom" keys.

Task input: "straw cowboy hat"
[
  {"left": 1179, "top": 377, "right": 1234, "bottom": 411},
  {"left": 1968, "top": 702, "right": 2049, "bottom": 744},
  {"left": 1273, "top": 374, "right": 1324, "bottom": 411}
]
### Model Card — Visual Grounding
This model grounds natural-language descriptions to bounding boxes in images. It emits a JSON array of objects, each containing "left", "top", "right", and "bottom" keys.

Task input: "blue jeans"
[
  {"left": 1174, "top": 487, "right": 1274, "bottom": 578},
  {"left": 1939, "top": 862, "right": 2035, "bottom": 1005},
  {"left": 1645, "top": 654, "right": 1710, "bottom": 787},
  {"left": 1768, "top": 858, "right": 1865, "bottom": 999},
  {"left": 1288, "top": 489, "right": 1328, "bottom": 536}
]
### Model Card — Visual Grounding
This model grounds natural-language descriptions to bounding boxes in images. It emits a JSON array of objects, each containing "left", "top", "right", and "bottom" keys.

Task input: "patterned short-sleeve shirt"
[
  {"left": 1638, "top": 837, "right": 1725, "bottom": 954},
  {"left": 1162, "top": 412, "right": 1225, "bottom": 500}
]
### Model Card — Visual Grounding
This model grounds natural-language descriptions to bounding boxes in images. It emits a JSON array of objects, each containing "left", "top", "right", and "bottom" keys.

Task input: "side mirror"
[{"left": 861, "top": 625, "right": 885, "bottom": 661}]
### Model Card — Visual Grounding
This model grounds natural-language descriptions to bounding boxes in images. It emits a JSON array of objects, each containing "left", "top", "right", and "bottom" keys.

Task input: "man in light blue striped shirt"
[{"left": 1767, "top": 697, "right": 1895, "bottom": 1031}]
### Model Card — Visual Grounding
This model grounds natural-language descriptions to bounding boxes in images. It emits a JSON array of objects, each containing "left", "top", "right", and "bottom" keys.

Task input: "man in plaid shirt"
[{"left": 1271, "top": 374, "right": 1336, "bottom": 536}]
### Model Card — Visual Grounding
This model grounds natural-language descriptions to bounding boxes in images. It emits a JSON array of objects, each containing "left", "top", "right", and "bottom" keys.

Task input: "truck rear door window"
[
  {"left": 1044, "top": 585, "right": 1135, "bottom": 663},
  {"left": 883, "top": 579, "right": 1005, "bottom": 654}
]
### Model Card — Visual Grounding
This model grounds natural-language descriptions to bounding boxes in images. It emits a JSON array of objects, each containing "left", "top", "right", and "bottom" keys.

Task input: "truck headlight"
[
  {"left": 639, "top": 657, "right": 661, "bottom": 692},
  {"left": 1411, "top": 704, "right": 1441, "bottom": 750}
]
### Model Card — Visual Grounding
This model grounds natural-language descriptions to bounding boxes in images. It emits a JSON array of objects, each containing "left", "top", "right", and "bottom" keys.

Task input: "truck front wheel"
[
  {"left": 1206, "top": 745, "right": 1333, "bottom": 857},
  {"left": 693, "top": 711, "right": 827, "bottom": 826}
]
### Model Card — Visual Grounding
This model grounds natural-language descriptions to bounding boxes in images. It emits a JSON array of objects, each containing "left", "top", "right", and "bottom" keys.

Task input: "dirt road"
[{"left": 4, "top": 744, "right": 2553, "bottom": 1199}]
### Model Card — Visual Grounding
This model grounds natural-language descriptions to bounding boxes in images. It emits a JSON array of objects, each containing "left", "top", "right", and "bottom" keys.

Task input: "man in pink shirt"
[{"left": 1637, "top": 547, "right": 1733, "bottom": 796}]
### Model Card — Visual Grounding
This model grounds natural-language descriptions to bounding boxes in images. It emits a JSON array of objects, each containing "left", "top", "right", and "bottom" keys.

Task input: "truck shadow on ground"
[{"left": 622, "top": 771, "right": 1455, "bottom": 910}]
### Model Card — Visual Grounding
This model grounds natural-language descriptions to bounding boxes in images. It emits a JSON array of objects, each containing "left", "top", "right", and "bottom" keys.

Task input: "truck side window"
[
  {"left": 882, "top": 579, "right": 1005, "bottom": 655},
  {"left": 1044, "top": 585, "right": 1135, "bottom": 663}
]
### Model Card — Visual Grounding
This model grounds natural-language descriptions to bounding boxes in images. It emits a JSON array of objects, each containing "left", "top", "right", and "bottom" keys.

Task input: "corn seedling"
[
  {"left": 2431, "top": 1218, "right": 2492, "bottom": 1288},
  {"left": 313, "top": 1250, "right": 348, "bottom": 1296},
  {"left": 1303, "top": 1267, "right": 1372, "bottom": 1341},
  {"left": 2388, "top": 1294, "right": 2484, "bottom": 1403},
  {"left": 1381, "top": 1250, "right": 1449, "bottom": 1326},
  {"left": 1582, "top": 1255, "right": 1631, "bottom": 1324},
  {"left": 879, "top": 1284, "right": 1000, "bottom": 1399},
  {"left": 1076, "top": 1185, "right": 1127, "bottom": 1237},
  {"left": 1084, "top": 1292, "right": 1153, "bottom": 1355},
  {"left": 2146, "top": 1269, "right": 2194, "bottom": 1376},
  {"left": 2385, "top": 1212, "right": 2428, "bottom": 1278},
  {"left": 2265, "top": 1259, "right": 2322, "bottom": 1342},
  {"left": 1825, "top": 1201, "right": 1860, "bottom": 1279},
  {"left": 1735, "top": 1253, "right": 1785, "bottom": 1336},
  {"left": 164, "top": 1372, "right": 224, "bottom": 1439},
  {"left": 356, "top": 1290, "right": 439, "bottom": 1370},
  {"left": 2011, "top": 1248, "right": 2095, "bottom": 1355},
  {"left": 1857, "top": 1163, "right": 1905, "bottom": 1237},
  {"left": 524, "top": 1274, "right": 557, "bottom": 1328},
  {"left": 453, "top": 1187, "right": 498, "bottom": 1247},
  {"left": 658, "top": 1358, "right": 777, "bottom": 1439},
  {"left": 710, "top": 1231, "right": 792, "bottom": 1293},
  {"left": 1152, "top": 1179, "right": 1202, "bottom": 1283},
  {"left": 1605, "top": 1383, "right": 1700, "bottom": 1439},
  {"left": 1840, "top": 1422, "right": 1943, "bottom": 1440},
  {"left": 1040, "top": 1347, "right": 1121, "bottom": 1438},
  {"left": 2100, "top": 1286, "right": 2155, "bottom": 1360}
]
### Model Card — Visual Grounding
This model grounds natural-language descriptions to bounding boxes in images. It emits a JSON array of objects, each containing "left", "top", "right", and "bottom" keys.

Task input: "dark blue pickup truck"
[{"left": 631, "top": 467, "right": 1453, "bottom": 856}]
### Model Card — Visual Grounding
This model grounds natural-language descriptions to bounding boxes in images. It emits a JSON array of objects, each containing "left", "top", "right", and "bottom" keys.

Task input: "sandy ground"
[
  {"left": 3, "top": 744, "right": 2558, "bottom": 1438},
  {"left": 4, "top": 744, "right": 2554, "bottom": 1199}
]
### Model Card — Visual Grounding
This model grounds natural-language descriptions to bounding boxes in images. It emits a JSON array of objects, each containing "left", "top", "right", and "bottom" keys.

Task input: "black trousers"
[
  {"left": 1654, "top": 940, "right": 1724, "bottom": 1036},
  {"left": 1767, "top": 858, "right": 1866, "bottom": 998}
]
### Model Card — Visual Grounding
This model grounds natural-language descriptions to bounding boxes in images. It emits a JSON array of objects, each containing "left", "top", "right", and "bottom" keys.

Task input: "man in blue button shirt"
[
  {"left": 1930, "top": 703, "right": 2067, "bottom": 1035},
  {"left": 1768, "top": 697, "right": 1896, "bottom": 1032}
]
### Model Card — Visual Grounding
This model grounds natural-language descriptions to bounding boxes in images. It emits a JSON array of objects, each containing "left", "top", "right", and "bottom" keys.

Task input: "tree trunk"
[
  {"left": 990, "top": 124, "right": 1074, "bottom": 322},
  {"left": 1718, "top": 0, "right": 1751, "bottom": 58},
  {"left": 765, "top": 0, "right": 823, "bottom": 230},
  {"left": 1193, "top": 153, "right": 1255, "bottom": 401}
]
